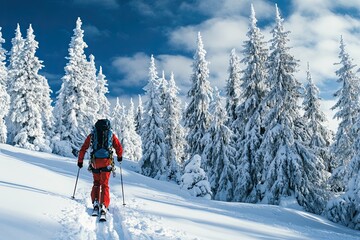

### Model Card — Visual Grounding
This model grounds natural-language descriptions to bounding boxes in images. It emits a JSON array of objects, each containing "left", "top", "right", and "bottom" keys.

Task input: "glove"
[
  {"left": 77, "top": 162, "right": 83, "bottom": 168},
  {"left": 117, "top": 156, "right": 123, "bottom": 163}
]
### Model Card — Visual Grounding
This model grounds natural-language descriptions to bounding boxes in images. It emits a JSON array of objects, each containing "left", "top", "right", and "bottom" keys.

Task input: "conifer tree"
[
  {"left": 111, "top": 97, "right": 125, "bottom": 143},
  {"left": 139, "top": 55, "right": 167, "bottom": 179},
  {"left": 122, "top": 99, "right": 142, "bottom": 161},
  {"left": 7, "top": 25, "right": 52, "bottom": 152},
  {"left": 326, "top": 116, "right": 360, "bottom": 229},
  {"left": 163, "top": 72, "right": 186, "bottom": 182},
  {"left": 53, "top": 18, "right": 98, "bottom": 156},
  {"left": 184, "top": 32, "right": 213, "bottom": 165},
  {"left": 37, "top": 43, "right": 54, "bottom": 142},
  {"left": 258, "top": 5, "right": 327, "bottom": 214},
  {"left": 158, "top": 70, "right": 168, "bottom": 108},
  {"left": 329, "top": 36, "right": 360, "bottom": 192},
  {"left": 232, "top": 5, "right": 269, "bottom": 203},
  {"left": 135, "top": 95, "right": 144, "bottom": 135},
  {"left": 225, "top": 48, "right": 241, "bottom": 127},
  {"left": 96, "top": 66, "right": 110, "bottom": 119},
  {"left": 6, "top": 24, "right": 24, "bottom": 143},
  {"left": 119, "top": 102, "right": 127, "bottom": 144},
  {"left": 204, "top": 88, "right": 235, "bottom": 201},
  {"left": 180, "top": 154, "right": 212, "bottom": 199},
  {"left": 303, "top": 63, "right": 332, "bottom": 172},
  {"left": 85, "top": 54, "right": 100, "bottom": 118},
  {"left": 0, "top": 27, "right": 9, "bottom": 143}
]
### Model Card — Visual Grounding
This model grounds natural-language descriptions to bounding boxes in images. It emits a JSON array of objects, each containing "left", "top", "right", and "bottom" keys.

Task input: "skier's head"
[{"left": 95, "top": 119, "right": 111, "bottom": 130}]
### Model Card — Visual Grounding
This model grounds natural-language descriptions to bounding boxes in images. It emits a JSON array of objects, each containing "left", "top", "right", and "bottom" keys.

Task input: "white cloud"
[
  {"left": 109, "top": 53, "right": 192, "bottom": 111},
  {"left": 111, "top": 49, "right": 234, "bottom": 102},
  {"left": 111, "top": 52, "right": 150, "bottom": 88},
  {"left": 285, "top": 1, "right": 360, "bottom": 91},
  {"left": 156, "top": 54, "right": 193, "bottom": 96},
  {"left": 111, "top": 52, "right": 193, "bottom": 94},
  {"left": 168, "top": 17, "right": 249, "bottom": 92},
  {"left": 200, "top": 17, "right": 248, "bottom": 53}
]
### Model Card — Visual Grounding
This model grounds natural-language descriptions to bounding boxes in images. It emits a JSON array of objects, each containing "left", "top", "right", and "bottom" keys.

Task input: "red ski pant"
[{"left": 91, "top": 171, "right": 111, "bottom": 208}]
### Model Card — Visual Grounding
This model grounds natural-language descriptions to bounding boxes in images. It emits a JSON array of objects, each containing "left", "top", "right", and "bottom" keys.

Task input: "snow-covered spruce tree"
[
  {"left": 6, "top": 24, "right": 24, "bottom": 143},
  {"left": 184, "top": 32, "right": 213, "bottom": 165},
  {"left": 118, "top": 102, "right": 127, "bottom": 144},
  {"left": 258, "top": 5, "right": 327, "bottom": 214},
  {"left": 7, "top": 25, "right": 52, "bottom": 152},
  {"left": 0, "top": 27, "right": 9, "bottom": 143},
  {"left": 180, "top": 154, "right": 212, "bottom": 199},
  {"left": 329, "top": 36, "right": 360, "bottom": 192},
  {"left": 53, "top": 18, "right": 98, "bottom": 156},
  {"left": 135, "top": 94, "right": 144, "bottom": 135},
  {"left": 84, "top": 54, "right": 100, "bottom": 118},
  {"left": 225, "top": 48, "right": 241, "bottom": 127},
  {"left": 163, "top": 72, "right": 186, "bottom": 182},
  {"left": 33, "top": 35, "right": 54, "bottom": 144},
  {"left": 203, "top": 88, "right": 235, "bottom": 201},
  {"left": 158, "top": 70, "right": 168, "bottom": 107},
  {"left": 40, "top": 85, "right": 55, "bottom": 144},
  {"left": 326, "top": 114, "right": 360, "bottom": 229},
  {"left": 122, "top": 99, "right": 142, "bottom": 161},
  {"left": 303, "top": 63, "right": 332, "bottom": 173},
  {"left": 232, "top": 4, "right": 269, "bottom": 203},
  {"left": 26, "top": 25, "right": 54, "bottom": 149},
  {"left": 139, "top": 55, "right": 167, "bottom": 180},
  {"left": 111, "top": 97, "right": 126, "bottom": 143},
  {"left": 96, "top": 66, "right": 110, "bottom": 119}
]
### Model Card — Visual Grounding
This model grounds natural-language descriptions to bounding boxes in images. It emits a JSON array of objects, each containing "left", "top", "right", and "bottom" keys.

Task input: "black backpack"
[{"left": 91, "top": 119, "right": 113, "bottom": 159}]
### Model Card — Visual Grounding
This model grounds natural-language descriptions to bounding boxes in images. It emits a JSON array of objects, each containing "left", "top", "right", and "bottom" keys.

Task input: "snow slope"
[{"left": 0, "top": 143, "right": 359, "bottom": 240}]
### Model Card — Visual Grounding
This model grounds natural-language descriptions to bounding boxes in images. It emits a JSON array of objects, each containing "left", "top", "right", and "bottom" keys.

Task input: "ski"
[
  {"left": 91, "top": 206, "right": 99, "bottom": 217},
  {"left": 99, "top": 211, "right": 106, "bottom": 222}
]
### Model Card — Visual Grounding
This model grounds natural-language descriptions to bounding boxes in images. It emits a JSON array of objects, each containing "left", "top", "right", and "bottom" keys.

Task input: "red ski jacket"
[{"left": 78, "top": 133, "right": 123, "bottom": 169}]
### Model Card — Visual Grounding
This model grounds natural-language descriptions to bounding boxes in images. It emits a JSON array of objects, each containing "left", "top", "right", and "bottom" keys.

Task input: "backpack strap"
[
  {"left": 107, "top": 130, "right": 113, "bottom": 149},
  {"left": 93, "top": 130, "right": 98, "bottom": 148}
]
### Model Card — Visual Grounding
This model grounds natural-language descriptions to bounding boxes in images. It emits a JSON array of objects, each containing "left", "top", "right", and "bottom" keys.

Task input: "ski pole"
[
  {"left": 120, "top": 164, "right": 126, "bottom": 206},
  {"left": 71, "top": 167, "right": 80, "bottom": 199}
]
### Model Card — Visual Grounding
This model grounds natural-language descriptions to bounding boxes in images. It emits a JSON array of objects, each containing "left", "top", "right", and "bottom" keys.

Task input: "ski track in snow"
[
  {"left": 53, "top": 180, "right": 192, "bottom": 239},
  {"left": 55, "top": 188, "right": 121, "bottom": 240},
  {"left": 53, "top": 186, "right": 185, "bottom": 240},
  {"left": 116, "top": 197, "right": 193, "bottom": 240}
]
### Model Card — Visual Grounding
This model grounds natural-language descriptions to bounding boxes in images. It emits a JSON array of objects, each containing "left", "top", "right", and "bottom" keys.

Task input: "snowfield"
[{"left": 0, "top": 143, "right": 359, "bottom": 240}]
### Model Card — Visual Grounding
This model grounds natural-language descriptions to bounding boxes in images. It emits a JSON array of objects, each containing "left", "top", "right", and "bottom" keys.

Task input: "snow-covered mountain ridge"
[{"left": 0, "top": 143, "right": 359, "bottom": 240}]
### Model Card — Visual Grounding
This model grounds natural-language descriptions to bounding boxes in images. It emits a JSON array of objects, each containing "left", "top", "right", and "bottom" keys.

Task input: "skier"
[{"left": 77, "top": 119, "right": 123, "bottom": 220}]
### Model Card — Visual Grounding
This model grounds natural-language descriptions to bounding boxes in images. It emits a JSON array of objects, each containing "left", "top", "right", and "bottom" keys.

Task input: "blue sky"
[{"left": 2, "top": 0, "right": 360, "bottom": 131}]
